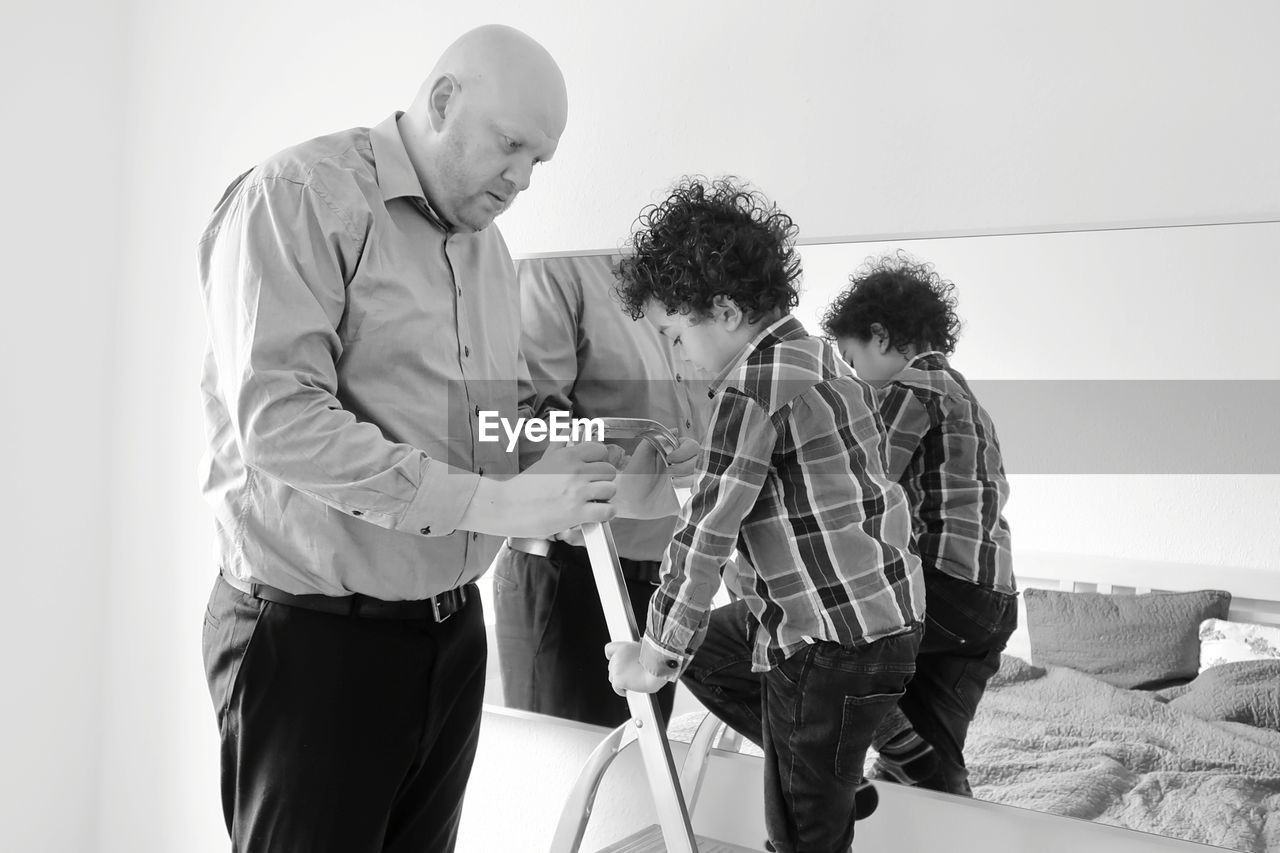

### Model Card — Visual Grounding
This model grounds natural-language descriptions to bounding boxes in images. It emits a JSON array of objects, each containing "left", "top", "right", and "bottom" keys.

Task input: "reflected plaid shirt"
[
  {"left": 641, "top": 316, "right": 925, "bottom": 676},
  {"left": 876, "top": 352, "right": 1015, "bottom": 593}
]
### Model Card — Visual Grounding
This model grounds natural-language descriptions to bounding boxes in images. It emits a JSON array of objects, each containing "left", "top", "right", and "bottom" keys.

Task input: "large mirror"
[{"left": 479, "top": 219, "right": 1280, "bottom": 853}]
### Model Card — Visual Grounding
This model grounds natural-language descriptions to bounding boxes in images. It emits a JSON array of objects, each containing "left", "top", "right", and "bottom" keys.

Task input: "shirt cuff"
[
  {"left": 641, "top": 635, "right": 690, "bottom": 681},
  {"left": 396, "top": 456, "right": 481, "bottom": 537}
]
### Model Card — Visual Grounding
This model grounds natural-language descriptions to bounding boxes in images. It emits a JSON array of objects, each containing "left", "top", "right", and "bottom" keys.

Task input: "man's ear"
[
  {"left": 869, "top": 322, "right": 891, "bottom": 354},
  {"left": 712, "top": 295, "right": 744, "bottom": 331},
  {"left": 427, "top": 74, "right": 460, "bottom": 131}
]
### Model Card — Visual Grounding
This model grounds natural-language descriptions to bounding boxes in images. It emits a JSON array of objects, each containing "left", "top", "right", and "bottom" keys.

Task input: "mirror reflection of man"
[
  {"left": 197, "top": 25, "right": 620, "bottom": 853},
  {"left": 493, "top": 253, "right": 709, "bottom": 726}
]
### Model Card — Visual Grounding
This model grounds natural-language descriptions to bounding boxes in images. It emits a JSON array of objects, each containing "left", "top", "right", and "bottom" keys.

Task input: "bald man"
[{"left": 197, "top": 25, "right": 611, "bottom": 852}]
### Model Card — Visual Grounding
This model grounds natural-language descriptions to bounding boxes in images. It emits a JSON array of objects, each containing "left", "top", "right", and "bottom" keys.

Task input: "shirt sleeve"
[
  {"left": 876, "top": 382, "right": 950, "bottom": 482},
  {"left": 200, "top": 175, "right": 479, "bottom": 537},
  {"left": 514, "top": 259, "right": 583, "bottom": 470},
  {"left": 640, "top": 389, "right": 777, "bottom": 679}
]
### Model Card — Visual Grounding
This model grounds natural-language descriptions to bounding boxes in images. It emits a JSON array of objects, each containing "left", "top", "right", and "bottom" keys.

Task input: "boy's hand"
[
  {"left": 604, "top": 641, "right": 670, "bottom": 696},
  {"left": 665, "top": 436, "right": 701, "bottom": 490}
]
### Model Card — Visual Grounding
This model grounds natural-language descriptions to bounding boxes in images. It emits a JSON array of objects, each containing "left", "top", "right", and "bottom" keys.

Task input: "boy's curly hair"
[
  {"left": 613, "top": 176, "right": 801, "bottom": 323},
  {"left": 820, "top": 251, "right": 962, "bottom": 356}
]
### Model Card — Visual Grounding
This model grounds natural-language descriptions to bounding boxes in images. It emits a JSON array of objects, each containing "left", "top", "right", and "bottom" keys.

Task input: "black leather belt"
[
  {"left": 549, "top": 540, "right": 664, "bottom": 584},
  {"left": 220, "top": 571, "right": 470, "bottom": 622}
]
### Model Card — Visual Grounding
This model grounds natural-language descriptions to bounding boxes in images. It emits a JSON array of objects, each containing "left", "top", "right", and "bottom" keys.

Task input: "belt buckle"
[
  {"left": 432, "top": 589, "right": 463, "bottom": 624},
  {"left": 431, "top": 594, "right": 449, "bottom": 623}
]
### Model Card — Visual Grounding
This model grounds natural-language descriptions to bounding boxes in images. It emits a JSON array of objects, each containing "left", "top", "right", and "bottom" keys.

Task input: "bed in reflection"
[{"left": 668, "top": 552, "right": 1280, "bottom": 853}]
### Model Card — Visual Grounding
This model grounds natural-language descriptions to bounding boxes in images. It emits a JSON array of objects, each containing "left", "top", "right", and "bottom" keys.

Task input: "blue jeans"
[{"left": 682, "top": 601, "right": 921, "bottom": 853}]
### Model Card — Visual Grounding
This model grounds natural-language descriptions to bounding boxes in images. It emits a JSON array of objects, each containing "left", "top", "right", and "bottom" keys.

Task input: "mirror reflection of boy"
[
  {"left": 604, "top": 177, "right": 925, "bottom": 853},
  {"left": 822, "top": 253, "right": 1017, "bottom": 796}
]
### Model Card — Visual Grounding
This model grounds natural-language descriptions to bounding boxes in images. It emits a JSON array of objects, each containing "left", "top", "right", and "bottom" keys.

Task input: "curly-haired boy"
[
  {"left": 604, "top": 177, "right": 925, "bottom": 853},
  {"left": 822, "top": 252, "right": 1017, "bottom": 797}
]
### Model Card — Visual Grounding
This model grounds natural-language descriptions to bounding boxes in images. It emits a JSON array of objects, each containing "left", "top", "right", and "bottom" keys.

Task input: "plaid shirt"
[
  {"left": 641, "top": 316, "right": 925, "bottom": 675},
  {"left": 877, "top": 352, "right": 1015, "bottom": 593}
]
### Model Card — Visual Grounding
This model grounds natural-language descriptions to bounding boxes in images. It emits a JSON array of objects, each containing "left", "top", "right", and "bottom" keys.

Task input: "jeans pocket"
[
  {"left": 925, "top": 611, "right": 970, "bottom": 647},
  {"left": 836, "top": 690, "right": 906, "bottom": 782},
  {"left": 773, "top": 647, "right": 809, "bottom": 688}
]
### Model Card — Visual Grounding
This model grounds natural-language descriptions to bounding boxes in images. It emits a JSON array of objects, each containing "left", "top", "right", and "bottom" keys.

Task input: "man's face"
[{"left": 432, "top": 85, "right": 562, "bottom": 232}]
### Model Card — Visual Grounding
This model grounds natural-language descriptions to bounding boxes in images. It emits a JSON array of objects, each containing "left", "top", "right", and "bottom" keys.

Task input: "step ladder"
[{"left": 541, "top": 419, "right": 758, "bottom": 853}]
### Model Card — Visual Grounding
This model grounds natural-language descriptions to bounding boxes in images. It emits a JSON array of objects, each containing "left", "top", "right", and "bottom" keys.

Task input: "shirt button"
[
  {"left": 420, "top": 526, "right": 431, "bottom": 535},
  {"left": 464, "top": 345, "right": 471, "bottom": 357},
  {"left": 352, "top": 510, "right": 363, "bottom": 516},
  {"left": 665, "top": 659, "right": 679, "bottom": 670},
  {"left": 676, "top": 374, "right": 683, "bottom": 382},
  {"left": 685, "top": 419, "right": 692, "bottom": 429},
  {"left": 472, "top": 532, "right": 479, "bottom": 541},
  {"left": 474, "top": 404, "right": 480, "bottom": 417}
]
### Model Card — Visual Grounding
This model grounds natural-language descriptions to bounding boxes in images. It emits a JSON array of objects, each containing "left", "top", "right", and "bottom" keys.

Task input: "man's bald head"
[{"left": 400, "top": 25, "right": 568, "bottom": 232}]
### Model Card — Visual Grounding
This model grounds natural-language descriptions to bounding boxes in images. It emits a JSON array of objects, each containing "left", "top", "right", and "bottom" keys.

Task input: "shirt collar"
[
  {"left": 369, "top": 112, "right": 450, "bottom": 231},
  {"left": 708, "top": 314, "right": 808, "bottom": 397},
  {"left": 907, "top": 350, "right": 948, "bottom": 369}
]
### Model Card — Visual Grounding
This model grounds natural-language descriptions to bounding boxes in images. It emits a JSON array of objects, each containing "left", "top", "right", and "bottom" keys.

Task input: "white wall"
[
  {"left": 0, "top": 2, "right": 122, "bottom": 851},
  {"left": 24, "top": 0, "right": 1269, "bottom": 850}
]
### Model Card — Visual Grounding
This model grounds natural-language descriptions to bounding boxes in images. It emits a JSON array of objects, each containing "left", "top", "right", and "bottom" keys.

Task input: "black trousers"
[
  {"left": 201, "top": 576, "right": 486, "bottom": 853},
  {"left": 681, "top": 600, "right": 921, "bottom": 853},
  {"left": 893, "top": 570, "right": 1018, "bottom": 795},
  {"left": 492, "top": 543, "right": 676, "bottom": 728}
]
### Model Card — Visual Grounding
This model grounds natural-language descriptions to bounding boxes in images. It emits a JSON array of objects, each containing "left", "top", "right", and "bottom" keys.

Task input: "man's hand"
[
  {"left": 604, "top": 641, "right": 669, "bottom": 696},
  {"left": 460, "top": 442, "right": 624, "bottom": 538},
  {"left": 551, "top": 526, "right": 586, "bottom": 547},
  {"left": 665, "top": 436, "right": 701, "bottom": 490}
]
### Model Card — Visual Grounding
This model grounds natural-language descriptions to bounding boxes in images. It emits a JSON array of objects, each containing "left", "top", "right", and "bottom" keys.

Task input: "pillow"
[
  {"left": 1199, "top": 617, "right": 1280, "bottom": 672},
  {"left": 1167, "top": 659, "right": 1280, "bottom": 731},
  {"left": 1023, "top": 588, "right": 1230, "bottom": 689}
]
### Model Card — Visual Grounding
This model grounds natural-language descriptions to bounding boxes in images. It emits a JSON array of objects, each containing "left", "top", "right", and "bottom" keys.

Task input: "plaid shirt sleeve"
[
  {"left": 640, "top": 388, "right": 777, "bottom": 679},
  {"left": 876, "top": 382, "right": 955, "bottom": 481}
]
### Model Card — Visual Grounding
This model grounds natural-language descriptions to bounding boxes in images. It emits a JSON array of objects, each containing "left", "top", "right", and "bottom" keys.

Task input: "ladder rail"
[
  {"left": 548, "top": 722, "right": 635, "bottom": 853},
  {"left": 581, "top": 520, "right": 700, "bottom": 853}
]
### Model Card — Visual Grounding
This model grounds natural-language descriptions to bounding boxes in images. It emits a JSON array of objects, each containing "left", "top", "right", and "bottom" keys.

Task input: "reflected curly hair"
[
  {"left": 613, "top": 176, "right": 801, "bottom": 323},
  {"left": 820, "top": 251, "right": 962, "bottom": 356}
]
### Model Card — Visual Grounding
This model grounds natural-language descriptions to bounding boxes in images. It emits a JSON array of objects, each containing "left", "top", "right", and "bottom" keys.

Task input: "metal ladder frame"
[{"left": 543, "top": 417, "right": 737, "bottom": 853}]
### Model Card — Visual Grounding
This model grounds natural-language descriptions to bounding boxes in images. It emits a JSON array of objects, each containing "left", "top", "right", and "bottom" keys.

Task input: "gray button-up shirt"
[
  {"left": 516, "top": 253, "right": 711, "bottom": 561},
  {"left": 198, "top": 113, "right": 523, "bottom": 600}
]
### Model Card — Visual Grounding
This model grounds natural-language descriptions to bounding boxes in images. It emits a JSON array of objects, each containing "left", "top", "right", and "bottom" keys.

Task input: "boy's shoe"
[
  {"left": 871, "top": 730, "right": 939, "bottom": 784},
  {"left": 870, "top": 752, "right": 938, "bottom": 787},
  {"left": 854, "top": 778, "right": 879, "bottom": 818}
]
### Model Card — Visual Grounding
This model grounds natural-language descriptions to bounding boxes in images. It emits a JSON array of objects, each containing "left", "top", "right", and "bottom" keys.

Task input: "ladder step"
[{"left": 594, "top": 824, "right": 760, "bottom": 852}]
